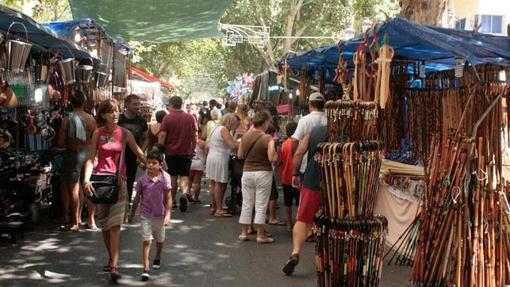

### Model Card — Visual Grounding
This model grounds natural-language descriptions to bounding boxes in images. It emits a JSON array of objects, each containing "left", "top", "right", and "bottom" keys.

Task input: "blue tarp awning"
[
  {"left": 44, "top": 18, "right": 132, "bottom": 56},
  {"left": 0, "top": 5, "right": 96, "bottom": 60},
  {"left": 279, "top": 17, "right": 510, "bottom": 80}
]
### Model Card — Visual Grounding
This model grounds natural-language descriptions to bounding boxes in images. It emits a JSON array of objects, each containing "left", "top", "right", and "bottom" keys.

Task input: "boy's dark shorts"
[
  {"left": 282, "top": 184, "right": 300, "bottom": 207},
  {"left": 270, "top": 178, "right": 279, "bottom": 200}
]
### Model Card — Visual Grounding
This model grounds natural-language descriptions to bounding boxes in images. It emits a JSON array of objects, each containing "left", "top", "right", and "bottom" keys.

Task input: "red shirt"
[
  {"left": 160, "top": 110, "right": 197, "bottom": 156},
  {"left": 279, "top": 138, "right": 294, "bottom": 185}
]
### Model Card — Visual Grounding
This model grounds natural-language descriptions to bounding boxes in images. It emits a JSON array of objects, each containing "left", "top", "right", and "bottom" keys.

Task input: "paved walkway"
[{"left": 0, "top": 188, "right": 412, "bottom": 286}]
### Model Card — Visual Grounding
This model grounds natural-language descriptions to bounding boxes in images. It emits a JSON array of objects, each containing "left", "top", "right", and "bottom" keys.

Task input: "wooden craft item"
[{"left": 376, "top": 44, "right": 394, "bottom": 109}]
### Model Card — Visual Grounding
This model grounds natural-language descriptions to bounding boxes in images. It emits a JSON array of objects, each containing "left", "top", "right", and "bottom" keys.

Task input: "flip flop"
[
  {"left": 268, "top": 220, "right": 287, "bottom": 226},
  {"left": 214, "top": 212, "right": 233, "bottom": 217},
  {"left": 69, "top": 225, "right": 80, "bottom": 232}
]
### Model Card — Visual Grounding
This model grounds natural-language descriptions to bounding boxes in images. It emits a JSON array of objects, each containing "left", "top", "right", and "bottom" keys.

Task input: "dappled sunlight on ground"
[{"left": 0, "top": 190, "right": 412, "bottom": 286}]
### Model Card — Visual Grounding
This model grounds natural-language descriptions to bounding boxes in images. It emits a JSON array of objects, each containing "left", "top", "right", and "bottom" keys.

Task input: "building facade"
[{"left": 454, "top": 0, "right": 510, "bottom": 35}]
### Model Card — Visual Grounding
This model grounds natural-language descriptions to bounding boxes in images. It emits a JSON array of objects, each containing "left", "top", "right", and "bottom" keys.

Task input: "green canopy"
[{"left": 69, "top": 0, "right": 233, "bottom": 42}]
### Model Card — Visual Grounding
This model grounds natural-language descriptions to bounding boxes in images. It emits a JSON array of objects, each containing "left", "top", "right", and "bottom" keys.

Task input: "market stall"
[
  {"left": 0, "top": 6, "right": 122, "bottom": 242},
  {"left": 44, "top": 18, "right": 133, "bottom": 103},
  {"left": 278, "top": 16, "right": 510, "bottom": 286},
  {"left": 129, "top": 66, "right": 173, "bottom": 120}
]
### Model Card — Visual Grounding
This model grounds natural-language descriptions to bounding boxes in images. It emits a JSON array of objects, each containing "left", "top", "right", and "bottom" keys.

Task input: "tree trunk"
[
  {"left": 282, "top": 0, "right": 304, "bottom": 54},
  {"left": 53, "top": 0, "right": 58, "bottom": 21},
  {"left": 399, "top": 0, "right": 447, "bottom": 26}
]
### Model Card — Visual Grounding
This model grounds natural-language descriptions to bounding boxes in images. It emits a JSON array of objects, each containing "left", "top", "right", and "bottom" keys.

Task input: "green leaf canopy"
[{"left": 69, "top": 0, "right": 233, "bottom": 42}]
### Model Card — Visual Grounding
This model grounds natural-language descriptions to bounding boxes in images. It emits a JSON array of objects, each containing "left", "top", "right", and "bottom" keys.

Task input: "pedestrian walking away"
[
  {"left": 282, "top": 125, "right": 327, "bottom": 276},
  {"left": 278, "top": 121, "right": 299, "bottom": 231},
  {"left": 158, "top": 96, "right": 198, "bottom": 212},
  {"left": 291, "top": 92, "right": 327, "bottom": 175}
]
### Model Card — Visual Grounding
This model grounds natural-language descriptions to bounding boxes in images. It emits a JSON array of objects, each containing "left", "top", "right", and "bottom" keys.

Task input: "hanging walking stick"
[{"left": 375, "top": 37, "right": 394, "bottom": 110}]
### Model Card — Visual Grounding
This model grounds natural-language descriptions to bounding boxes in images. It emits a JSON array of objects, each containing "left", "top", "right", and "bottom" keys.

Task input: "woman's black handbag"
[
  {"left": 89, "top": 174, "right": 119, "bottom": 204},
  {"left": 88, "top": 128, "right": 127, "bottom": 204}
]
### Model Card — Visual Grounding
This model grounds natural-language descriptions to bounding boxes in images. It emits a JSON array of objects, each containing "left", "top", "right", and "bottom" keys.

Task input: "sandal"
[
  {"left": 214, "top": 212, "right": 233, "bottom": 217},
  {"left": 268, "top": 219, "right": 287, "bottom": 226},
  {"left": 103, "top": 259, "right": 112, "bottom": 272},
  {"left": 256, "top": 236, "right": 275, "bottom": 244},
  {"left": 110, "top": 267, "right": 121, "bottom": 283},
  {"left": 69, "top": 225, "right": 80, "bottom": 232},
  {"left": 238, "top": 234, "right": 249, "bottom": 241}
]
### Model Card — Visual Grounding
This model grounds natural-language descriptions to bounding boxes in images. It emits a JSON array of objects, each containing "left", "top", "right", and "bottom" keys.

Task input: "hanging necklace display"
[{"left": 325, "top": 100, "right": 379, "bottom": 142}]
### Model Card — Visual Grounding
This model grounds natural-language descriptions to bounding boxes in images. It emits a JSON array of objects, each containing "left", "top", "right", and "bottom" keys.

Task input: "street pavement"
[{"left": 0, "top": 188, "right": 413, "bottom": 287}]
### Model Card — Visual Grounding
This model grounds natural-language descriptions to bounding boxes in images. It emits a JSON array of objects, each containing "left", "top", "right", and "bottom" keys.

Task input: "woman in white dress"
[{"left": 205, "top": 113, "right": 239, "bottom": 217}]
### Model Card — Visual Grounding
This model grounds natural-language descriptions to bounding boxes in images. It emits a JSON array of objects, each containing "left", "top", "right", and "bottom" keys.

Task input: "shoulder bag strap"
[
  {"left": 208, "top": 123, "right": 220, "bottom": 139},
  {"left": 96, "top": 127, "right": 103, "bottom": 150},
  {"left": 117, "top": 127, "right": 128, "bottom": 179}
]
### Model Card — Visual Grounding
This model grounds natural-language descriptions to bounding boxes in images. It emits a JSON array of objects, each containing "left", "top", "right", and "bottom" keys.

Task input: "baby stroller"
[{"left": 225, "top": 154, "right": 243, "bottom": 214}]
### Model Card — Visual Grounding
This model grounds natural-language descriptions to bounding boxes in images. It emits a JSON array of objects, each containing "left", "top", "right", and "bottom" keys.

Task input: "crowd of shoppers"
[{"left": 54, "top": 90, "right": 327, "bottom": 283}]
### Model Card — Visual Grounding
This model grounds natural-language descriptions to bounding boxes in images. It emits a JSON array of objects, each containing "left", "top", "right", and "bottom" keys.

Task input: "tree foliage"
[
  {"left": 133, "top": 0, "right": 399, "bottom": 98},
  {"left": 1, "top": 0, "right": 71, "bottom": 22}
]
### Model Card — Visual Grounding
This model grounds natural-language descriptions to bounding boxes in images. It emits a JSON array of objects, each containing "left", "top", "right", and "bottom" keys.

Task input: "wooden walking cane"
[
  {"left": 330, "top": 144, "right": 340, "bottom": 219},
  {"left": 329, "top": 143, "right": 338, "bottom": 218},
  {"left": 333, "top": 143, "right": 344, "bottom": 218},
  {"left": 322, "top": 143, "right": 333, "bottom": 218},
  {"left": 375, "top": 37, "right": 394, "bottom": 110},
  {"left": 343, "top": 142, "right": 354, "bottom": 218},
  {"left": 318, "top": 143, "right": 329, "bottom": 217}
]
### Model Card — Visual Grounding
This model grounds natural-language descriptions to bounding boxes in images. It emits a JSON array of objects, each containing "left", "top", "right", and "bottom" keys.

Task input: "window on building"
[
  {"left": 478, "top": 15, "right": 503, "bottom": 34},
  {"left": 455, "top": 18, "right": 466, "bottom": 30}
]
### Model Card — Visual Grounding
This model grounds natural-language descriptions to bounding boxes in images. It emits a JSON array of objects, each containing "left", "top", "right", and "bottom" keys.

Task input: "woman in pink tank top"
[{"left": 83, "top": 99, "right": 145, "bottom": 283}]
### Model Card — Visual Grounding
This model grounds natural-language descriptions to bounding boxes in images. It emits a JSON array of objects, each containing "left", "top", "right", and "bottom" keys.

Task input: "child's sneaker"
[
  {"left": 179, "top": 196, "right": 187, "bottom": 212},
  {"left": 141, "top": 270, "right": 150, "bottom": 281},
  {"left": 152, "top": 259, "right": 161, "bottom": 270}
]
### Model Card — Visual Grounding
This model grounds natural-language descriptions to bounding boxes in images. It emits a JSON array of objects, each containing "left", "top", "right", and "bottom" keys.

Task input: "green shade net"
[{"left": 69, "top": 0, "right": 233, "bottom": 42}]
